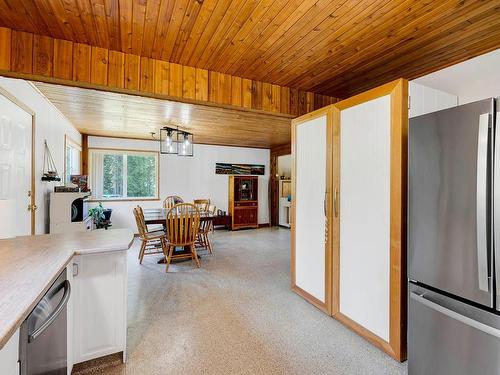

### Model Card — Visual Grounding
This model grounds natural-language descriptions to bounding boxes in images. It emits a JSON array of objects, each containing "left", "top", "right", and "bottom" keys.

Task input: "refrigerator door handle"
[
  {"left": 410, "top": 291, "right": 500, "bottom": 338},
  {"left": 477, "top": 113, "right": 490, "bottom": 292}
]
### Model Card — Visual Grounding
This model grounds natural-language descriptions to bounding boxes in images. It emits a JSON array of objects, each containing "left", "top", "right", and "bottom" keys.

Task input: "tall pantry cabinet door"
[
  {"left": 331, "top": 79, "right": 408, "bottom": 361},
  {"left": 291, "top": 106, "right": 333, "bottom": 314}
]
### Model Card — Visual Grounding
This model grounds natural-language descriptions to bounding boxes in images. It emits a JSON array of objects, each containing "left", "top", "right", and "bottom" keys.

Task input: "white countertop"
[{"left": 0, "top": 228, "right": 134, "bottom": 349}]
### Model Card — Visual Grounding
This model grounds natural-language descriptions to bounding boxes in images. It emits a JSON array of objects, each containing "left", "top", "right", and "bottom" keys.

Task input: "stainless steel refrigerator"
[{"left": 408, "top": 98, "right": 500, "bottom": 375}]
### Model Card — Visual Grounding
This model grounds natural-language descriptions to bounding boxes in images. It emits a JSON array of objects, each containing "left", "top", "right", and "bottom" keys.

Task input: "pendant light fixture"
[
  {"left": 177, "top": 130, "right": 194, "bottom": 157},
  {"left": 159, "top": 124, "right": 194, "bottom": 156}
]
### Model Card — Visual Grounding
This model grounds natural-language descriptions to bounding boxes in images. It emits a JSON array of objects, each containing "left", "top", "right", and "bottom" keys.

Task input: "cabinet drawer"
[{"left": 235, "top": 202, "right": 257, "bottom": 207}]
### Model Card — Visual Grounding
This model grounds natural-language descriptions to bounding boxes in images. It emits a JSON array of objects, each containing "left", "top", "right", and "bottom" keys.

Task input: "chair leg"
[
  {"left": 139, "top": 241, "right": 146, "bottom": 264},
  {"left": 165, "top": 245, "right": 174, "bottom": 272},
  {"left": 206, "top": 233, "right": 213, "bottom": 254},
  {"left": 191, "top": 244, "right": 200, "bottom": 268}
]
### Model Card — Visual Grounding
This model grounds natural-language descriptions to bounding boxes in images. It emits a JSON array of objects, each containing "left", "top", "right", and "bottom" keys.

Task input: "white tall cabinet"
[{"left": 291, "top": 79, "right": 407, "bottom": 361}]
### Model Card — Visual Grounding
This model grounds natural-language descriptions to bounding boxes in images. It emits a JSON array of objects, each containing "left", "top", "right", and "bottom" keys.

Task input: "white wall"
[
  {"left": 412, "top": 48, "right": 500, "bottom": 105},
  {"left": 88, "top": 136, "right": 270, "bottom": 231},
  {"left": 0, "top": 77, "right": 81, "bottom": 234},
  {"left": 409, "top": 82, "right": 458, "bottom": 118}
]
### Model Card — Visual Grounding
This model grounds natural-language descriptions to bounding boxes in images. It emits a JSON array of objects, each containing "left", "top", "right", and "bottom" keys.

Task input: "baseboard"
[{"left": 258, "top": 223, "right": 270, "bottom": 228}]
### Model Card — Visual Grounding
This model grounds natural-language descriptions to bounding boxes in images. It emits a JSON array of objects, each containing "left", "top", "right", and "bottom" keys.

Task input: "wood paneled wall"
[{"left": 0, "top": 27, "right": 339, "bottom": 117}]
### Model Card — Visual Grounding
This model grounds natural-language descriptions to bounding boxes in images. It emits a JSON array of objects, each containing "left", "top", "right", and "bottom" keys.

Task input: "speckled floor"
[{"left": 74, "top": 227, "right": 407, "bottom": 375}]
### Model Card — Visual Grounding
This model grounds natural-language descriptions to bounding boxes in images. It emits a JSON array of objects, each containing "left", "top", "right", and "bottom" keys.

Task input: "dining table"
[{"left": 142, "top": 208, "right": 215, "bottom": 264}]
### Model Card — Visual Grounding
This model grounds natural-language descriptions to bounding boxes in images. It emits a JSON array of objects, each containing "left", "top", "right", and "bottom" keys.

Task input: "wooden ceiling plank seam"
[
  {"left": 31, "top": 0, "right": 68, "bottom": 40},
  {"left": 196, "top": 0, "right": 260, "bottom": 68},
  {"left": 159, "top": 0, "right": 190, "bottom": 61},
  {"left": 315, "top": 2, "right": 500, "bottom": 94},
  {"left": 228, "top": 0, "right": 317, "bottom": 77},
  {"left": 150, "top": 0, "right": 176, "bottom": 58},
  {"left": 185, "top": 0, "right": 235, "bottom": 66},
  {"left": 59, "top": 0, "right": 92, "bottom": 44},
  {"left": 49, "top": 0, "right": 78, "bottom": 41},
  {"left": 90, "top": 0, "right": 111, "bottom": 48},
  {"left": 130, "top": 0, "right": 146, "bottom": 55},
  {"left": 185, "top": 0, "right": 239, "bottom": 66},
  {"left": 210, "top": 0, "right": 291, "bottom": 72},
  {"left": 238, "top": 0, "right": 349, "bottom": 79},
  {"left": 169, "top": 0, "right": 204, "bottom": 62},
  {"left": 103, "top": 0, "right": 121, "bottom": 51},
  {"left": 76, "top": 0, "right": 99, "bottom": 46},
  {"left": 258, "top": 0, "right": 385, "bottom": 84},
  {"left": 291, "top": 0, "right": 485, "bottom": 90},
  {"left": 140, "top": 0, "right": 161, "bottom": 57},
  {"left": 278, "top": 0, "right": 417, "bottom": 86},
  {"left": 4, "top": 0, "right": 43, "bottom": 35},
  {"left": 177, "top": 0, "right": 220, "bottom": 65},
  {"left": 118, "top": 0, "right": 133, "bottom": 53},
  {"left": 321, "top": 15, "right": 500, "bottom": 96}
]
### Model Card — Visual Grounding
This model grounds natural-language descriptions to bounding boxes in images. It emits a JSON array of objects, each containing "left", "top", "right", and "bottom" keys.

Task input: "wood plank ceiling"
[
  {"left": 33, "top": 82, "right": 292, "bottom": 148},
  {"left": 0, "top": 0, "right": 498, "bottom": 98}
]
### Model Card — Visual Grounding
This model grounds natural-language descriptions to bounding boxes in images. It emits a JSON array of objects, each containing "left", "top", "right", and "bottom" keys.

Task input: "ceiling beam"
[{"left": 0, "top": 27, "right": 339, "bottom": 118}]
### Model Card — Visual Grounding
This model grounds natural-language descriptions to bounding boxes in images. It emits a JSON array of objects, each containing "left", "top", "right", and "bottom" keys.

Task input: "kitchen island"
[{"left": 0, "top": 228, "right": 133, "bottom": 374}]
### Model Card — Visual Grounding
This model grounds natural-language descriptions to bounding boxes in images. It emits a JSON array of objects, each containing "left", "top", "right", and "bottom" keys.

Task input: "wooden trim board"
[{"left": 0, "top": 27, "right": 339, "bottom": 118}]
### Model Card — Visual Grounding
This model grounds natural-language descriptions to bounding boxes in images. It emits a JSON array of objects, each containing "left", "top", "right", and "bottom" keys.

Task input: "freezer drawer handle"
[
  {"left": 28, "top": 280, "right": 71, "bottom": 343},
  {"left": 476, "top": 113, "right": 490, "bottom": 292},
  {"left": 410, "top": 291, "right": 500, "bottom": 338}
]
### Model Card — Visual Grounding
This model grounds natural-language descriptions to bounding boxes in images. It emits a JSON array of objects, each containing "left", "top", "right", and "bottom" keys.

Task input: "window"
[
  {"left": 89, "top": 149, "right": 159, "bottom": 200},
  {"left": 65, "top": 135, "right": 81, "bottom": 184}
]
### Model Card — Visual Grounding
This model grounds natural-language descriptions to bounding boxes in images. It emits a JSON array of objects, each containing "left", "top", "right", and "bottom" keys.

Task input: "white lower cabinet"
[
  {"left": 72, "top": 251, "right": 127, "bottom": 364},
  {"left": 0, "top": 329, "right": 19, "bottom": 375}
]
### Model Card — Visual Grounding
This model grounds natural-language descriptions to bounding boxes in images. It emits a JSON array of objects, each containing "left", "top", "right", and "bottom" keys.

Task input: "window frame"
[
  {"left": 64, "top": 134, "right": 82, "bottom": 184},
  {"left": 88, "top": 147, "right": 160, "bottom": 202}
]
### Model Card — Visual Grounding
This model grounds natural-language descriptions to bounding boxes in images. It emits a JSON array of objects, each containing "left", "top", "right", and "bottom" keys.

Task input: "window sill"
[{"left": 88, "top": 198, "right": 160, "bottom": 203}]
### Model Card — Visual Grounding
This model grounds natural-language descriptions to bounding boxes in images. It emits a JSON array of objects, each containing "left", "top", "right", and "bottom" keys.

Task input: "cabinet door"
[
  {"left": 332, "top": 79, "right": 407, "bottom": 361},
  {"left": 291, "top": 107, "right": 333, "bottom": 314},
  {"left": 0, "top": 329, "right": 19, "bottom": 375},
  {"left": 72, "top": 252, "right": 127, "bottom": 364},
  {"left": 233, "top": 207, "right": 258, "bottom": 227}
]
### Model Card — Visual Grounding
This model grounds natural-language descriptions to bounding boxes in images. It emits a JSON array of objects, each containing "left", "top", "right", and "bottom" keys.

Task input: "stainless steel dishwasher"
[{"left": 19, "top": 269, "right": 70, "bottom": 374}]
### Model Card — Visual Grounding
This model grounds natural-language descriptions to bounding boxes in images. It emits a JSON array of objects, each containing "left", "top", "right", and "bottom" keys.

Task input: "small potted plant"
[{"left": 89, "top": 202, "right": 112, "bottom": 229}]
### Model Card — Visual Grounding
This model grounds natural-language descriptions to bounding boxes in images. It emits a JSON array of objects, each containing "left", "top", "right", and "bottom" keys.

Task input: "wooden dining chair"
[
  {"left": 163, "top": 195, "right": 184, "bottom": 210},
  {"left": 193, "top": 199, "right": 210, "bottom": 212},
  {"left": 164, "top": 203, "right": 201, "bottom": 272},
  {"left": 133, "top": 206, "right": 167, "bottom": 264}
]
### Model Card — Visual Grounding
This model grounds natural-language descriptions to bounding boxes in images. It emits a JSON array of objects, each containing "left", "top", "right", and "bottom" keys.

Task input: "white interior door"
[
  {"left": 294, "top": 114, "right": 328, "bottom": 303},
  {"left": 0, "top": 93, "right": 32, "bottom": 236},
  {"left": 339, "top": 95, "right": 391, "bottom": 341}
]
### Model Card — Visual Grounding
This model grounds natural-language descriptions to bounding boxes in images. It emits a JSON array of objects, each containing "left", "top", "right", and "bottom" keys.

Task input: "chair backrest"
[
  {"left": 133, "top": 206, "right": 147, "bottom": 239},
  {"left": 208, "top": 204, "right": 217, "bottom": 215},
  {"left": 165, "top": 203, "right": 200, "bottom": 246},
  {"left": 163, "top": 195, "right": 184, "bottom": 210},
  {"left": 193, "top": 199, "right": 210, "bottom": 212}
]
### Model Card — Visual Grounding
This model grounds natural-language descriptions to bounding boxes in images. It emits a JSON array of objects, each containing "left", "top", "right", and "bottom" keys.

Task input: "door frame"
[
  {"left": 291, "top": 105, "right": 334, "bottom": 315},
  {"left": 331, "top": 78, "right": 408, "bottom": 361},
  {"left": 0, "top": 86, "right": 36, "bottom": 235}
]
